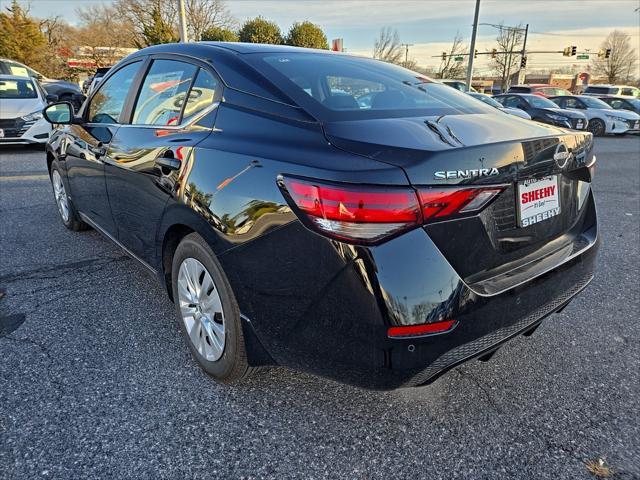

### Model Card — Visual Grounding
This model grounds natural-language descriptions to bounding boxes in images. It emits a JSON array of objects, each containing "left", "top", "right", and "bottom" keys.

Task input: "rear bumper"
[{"left": 220, "top": 192, "right": 598, "bottom": 390}]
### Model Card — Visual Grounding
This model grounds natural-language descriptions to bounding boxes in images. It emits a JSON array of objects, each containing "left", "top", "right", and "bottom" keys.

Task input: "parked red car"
[{"left": 507, "top": 84, "right": 571, "bottom": 98}]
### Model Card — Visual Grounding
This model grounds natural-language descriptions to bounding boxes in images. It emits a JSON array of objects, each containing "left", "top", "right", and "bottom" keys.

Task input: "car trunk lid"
[{"left": 324, "top": 112, "right": 596, "bottom": 293}]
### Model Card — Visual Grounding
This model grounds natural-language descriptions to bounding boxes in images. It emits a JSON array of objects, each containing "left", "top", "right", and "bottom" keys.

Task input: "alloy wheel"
[
  {"left": 177, "top": 257, "right": 226, "bottom": 362},
  {"left": 52, "top": 170, "right": 70, "bottom": 222}
]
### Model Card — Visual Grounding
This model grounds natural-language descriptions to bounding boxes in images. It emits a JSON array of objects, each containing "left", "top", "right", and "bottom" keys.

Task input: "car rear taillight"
[
  {"left": 279, "top": 176, "right": 422, "bottom": 244},
  {"left": 279, "top": 175, "right": 504, "bottom": 245},
  {"left": 418, "top": 187, "right": 504, "bottom": 222}
]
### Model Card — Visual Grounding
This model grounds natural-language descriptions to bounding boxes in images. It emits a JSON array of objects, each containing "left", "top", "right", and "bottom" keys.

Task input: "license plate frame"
[{"left": 517, "top": 175, "right": 561, "bottom": 228}]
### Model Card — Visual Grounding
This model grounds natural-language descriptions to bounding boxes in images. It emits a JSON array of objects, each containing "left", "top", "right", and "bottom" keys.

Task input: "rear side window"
[
  {"left": 247, "top": 52, "right": 492, "bottom": 121},
  {"left": 621, "top": 87, "right": 638, "bottom": 97},
  {"left": 132, "top": 59, "right": 197, "bottom": 126},
  {"left": 88, "top": 61, "right": 141, "bottom": 124},
  {"left": 181, "top": 68, "right": 222, "bottom": 123}
]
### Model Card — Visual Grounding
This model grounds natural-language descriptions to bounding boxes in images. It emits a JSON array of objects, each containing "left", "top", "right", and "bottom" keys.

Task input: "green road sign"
[
  {"left": 454, "top": 56, "right": 464, "bottom": 62},
  {"left": 576, "top": 54, "right": 589, "bottom": 60}
]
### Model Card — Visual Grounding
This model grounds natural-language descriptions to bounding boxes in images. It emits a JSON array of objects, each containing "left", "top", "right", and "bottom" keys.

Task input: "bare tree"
[
  {"left": 185, "top": 0, "right": 235, "bottom": 41},
  {"left": 490, "top": 23, "right": 525, "bottom": 91},
  {"left": 437, "top": 32, "right": 467, "bottom": 79},
  {"left": 591, "top": 30, "right": 638, "bottom": 83},
  {"left": 113, "top": 0, "right": 235, "bottom": 46},
  {"left": 373, "top": 27, "right": 403, "bottom": 65},
  {"left": 76, "top": 4, "right": 137, "bottom": 66}
]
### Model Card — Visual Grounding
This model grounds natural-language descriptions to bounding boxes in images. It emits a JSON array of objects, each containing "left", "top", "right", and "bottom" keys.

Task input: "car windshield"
[
  {"left": 246, "top": 52, "right": 492, "bottom": 121},
  {"left": 579, "top": 96, "right": 612, "bottom": 109},
  {"left": 0, "top": 78, "right": 37, "bottom": 99},
  {"left": 528, "top": 95, "right": 557, "bottom": 108},
  {"left": 470, "top": 93, "right": 502, "bottom": 108}
]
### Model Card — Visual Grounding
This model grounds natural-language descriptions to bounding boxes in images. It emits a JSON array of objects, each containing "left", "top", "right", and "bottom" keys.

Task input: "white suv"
[{"left": 583, "top": 85, "right": 640, "bottom": 98}]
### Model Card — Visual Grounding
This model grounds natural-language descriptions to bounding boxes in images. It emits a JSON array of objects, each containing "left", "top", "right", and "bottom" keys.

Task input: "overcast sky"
[{"left": 26, "top": 0, "right": 640, "bottom": 74}]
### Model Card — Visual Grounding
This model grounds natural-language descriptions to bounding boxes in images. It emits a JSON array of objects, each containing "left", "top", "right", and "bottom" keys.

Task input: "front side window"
[
  {"left": 0, "top": 78, "right": 36, "bottom": 98},
  {"left": 247, "top": 52, "right": 493, "bottom": 121},
  {"left": 502, "top": 96, "right": 523, "bottom": 109},
  {"left": 88, "top": 62, "right": 141, "bottom": 124},
  {"left": 132, "top": 60, "right": 197, "bottom": 126}
]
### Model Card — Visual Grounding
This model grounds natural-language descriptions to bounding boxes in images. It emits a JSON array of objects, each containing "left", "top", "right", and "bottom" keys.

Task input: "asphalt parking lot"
[{"left": 1, "top": 136, "right": 639, "bottom": 479}]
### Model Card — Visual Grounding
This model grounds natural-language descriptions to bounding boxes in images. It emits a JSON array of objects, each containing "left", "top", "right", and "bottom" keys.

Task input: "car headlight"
[
  {"left": 605, "top": 114, "right": 628, "bottom": 123},
  {"left": 546, "top": 113, "right": 569, "bottom": 122},
  {"left": 21, "top": 110, "right": 43, "bottom": 122}
]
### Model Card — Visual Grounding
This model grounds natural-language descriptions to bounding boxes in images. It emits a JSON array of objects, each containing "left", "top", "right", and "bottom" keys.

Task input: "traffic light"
[
  {"left": 474, "top": 49, "right": 478, "bottom": 59},
  {"left": 571, "top": 45, "right": 577, "bottom": 56},
  {"left": 491, "top": 48, "right": 497, "bottom": 58},
  {"left": 605, "top": 48, "right": 611, "bottom": 59},
  {"left": 563, "top": 47, "right": 571, "bottom": 57},
  {"left": 520, "top": 56, "right": 527, "bottom": 68},
  {"left": 442, "top": 51, "right": 447, "bottom": 61}
]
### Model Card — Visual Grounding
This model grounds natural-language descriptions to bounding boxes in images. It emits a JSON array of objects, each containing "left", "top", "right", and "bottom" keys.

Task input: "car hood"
[
  {"left": 543, "top": 107, "right": 587, "bottom": 119},
  {"left": 324, "top": 112, "right": 566, "bottom": 156},
  {"left": 0, "top": 98, "right": 44, "bottom": 118},
  {"left": 41, "top": 79, "right": 82, "bottom": 93}
]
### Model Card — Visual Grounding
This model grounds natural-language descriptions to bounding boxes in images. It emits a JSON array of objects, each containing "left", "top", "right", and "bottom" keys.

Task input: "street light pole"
[
  {"left": 401, "top": 43, "right": 414, "bottom": 66},
  {"left": 178, "top": 0, "right": 188, "bottom": 42},
  {"left": 465, "top": 0, "right": 481, "bottom": 91}
]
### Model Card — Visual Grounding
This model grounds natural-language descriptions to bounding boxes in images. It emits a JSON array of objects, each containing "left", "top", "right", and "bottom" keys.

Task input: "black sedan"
[
  {"left": 494, "top": 93, "right": 588, "bottom": 130},
  {"left": 42, "top": 43, "right": 598, "bottom": 390}
]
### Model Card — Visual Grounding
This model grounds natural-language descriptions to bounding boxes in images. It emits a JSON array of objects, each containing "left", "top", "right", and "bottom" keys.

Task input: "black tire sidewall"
[
  {"left": 171, "top": 234, "right": 242, "bottom": 380},
  {"left": 589, "top": 119, "right": 605, "bottom": 136}
]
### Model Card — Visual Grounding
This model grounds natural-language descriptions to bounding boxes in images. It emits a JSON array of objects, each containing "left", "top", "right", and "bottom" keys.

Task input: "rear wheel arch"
[{"left": 158, "top": 205, "right": 227, "bottom": 301}]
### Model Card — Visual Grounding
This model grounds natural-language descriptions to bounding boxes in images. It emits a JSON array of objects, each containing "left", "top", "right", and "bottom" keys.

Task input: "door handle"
[{"left": 155, "top": 153, "right": 181, "bottom": 171}]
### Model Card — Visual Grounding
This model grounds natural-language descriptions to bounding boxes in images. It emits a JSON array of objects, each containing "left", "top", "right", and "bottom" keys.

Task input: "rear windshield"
[
  {"left": 0, "top": 78, "right": 37, "bottom": 99},
  {"left": 584, "top": 86, "right": 614, "bottom": 94},
  {"left": 244, "top": 52, "right": 492, "bottom": 121}
]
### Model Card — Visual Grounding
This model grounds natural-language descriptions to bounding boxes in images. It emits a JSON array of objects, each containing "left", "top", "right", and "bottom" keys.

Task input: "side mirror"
[
  {"left": 43, "top": 102, "right": 76, "bottom": 125},
  {"left": 45, "top": 94, "right": 59, "bottom": 103}
]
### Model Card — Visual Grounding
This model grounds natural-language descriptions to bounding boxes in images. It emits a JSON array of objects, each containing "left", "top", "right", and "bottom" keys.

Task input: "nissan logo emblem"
[{"left": 553, "top": 142, "right": 571, "bottom": 169}]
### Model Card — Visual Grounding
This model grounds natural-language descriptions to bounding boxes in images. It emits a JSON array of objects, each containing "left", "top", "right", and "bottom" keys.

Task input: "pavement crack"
[
  {"left": 456, "top": 367, "right": 504, "bottom": 414},
  {"left": 0, "top": 255, "right": 129, "bottom": 284}
]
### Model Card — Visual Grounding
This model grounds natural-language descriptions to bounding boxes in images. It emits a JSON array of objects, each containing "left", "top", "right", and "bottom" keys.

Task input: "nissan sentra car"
[{"left": 42, "top": 43, "right": 598, "bottom": 390}]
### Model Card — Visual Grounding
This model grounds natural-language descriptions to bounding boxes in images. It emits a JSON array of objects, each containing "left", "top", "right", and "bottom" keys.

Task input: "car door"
[
  {"left": 104, "top": 56, "right": 222, "bottom": 265},
  {"left": 64, "top": 60, "right": 144, "bottom": 236}
]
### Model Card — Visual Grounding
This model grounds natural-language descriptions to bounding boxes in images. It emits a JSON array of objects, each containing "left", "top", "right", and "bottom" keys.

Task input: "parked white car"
[
  {"left": 551, "top": 95, "right": 640, "bottom": 136},
  {"left": 583, "top": 84, "right": 640, "bottom": 98},
  {"left": 468, "top": 92, "right": 532, "bottom": 120},
  {"left": 0, "top": 75, "right": 53, "bottom": 145}
]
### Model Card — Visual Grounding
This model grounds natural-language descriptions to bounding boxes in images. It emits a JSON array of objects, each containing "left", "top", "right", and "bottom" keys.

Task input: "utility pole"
[
  {"left": 465, "top": 0, "right": 481, "bottom": 91},
  {"left": 517, "top": 23, "right": 529, "bottom": 84},
  {"left": 401, "top": 43, "right": 414, "bottom": 65},
  {"left": 178, "top": 0, "right": 188, "bottom": 42}
]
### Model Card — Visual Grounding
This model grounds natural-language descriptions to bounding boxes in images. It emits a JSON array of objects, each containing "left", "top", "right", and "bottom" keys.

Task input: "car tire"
[
  {"left": 588, "top": 118, "right": 606, "bottom": 136},
  {"left": 171, "top": 232, "right": 252, "bottom": 383},
  {"left": 49, "top": 162, "right": 89, "bottom": 231}
]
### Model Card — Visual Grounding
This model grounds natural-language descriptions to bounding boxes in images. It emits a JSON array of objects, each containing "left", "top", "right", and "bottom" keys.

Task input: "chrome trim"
[{"left": 78, "top": 212, "right": 157, "bottom": 274}]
